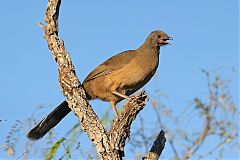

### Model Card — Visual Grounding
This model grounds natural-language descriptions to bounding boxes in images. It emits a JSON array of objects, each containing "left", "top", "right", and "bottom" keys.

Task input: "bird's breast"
[{"left": 115, "top": 52, "right": 159, "bottom": 95}]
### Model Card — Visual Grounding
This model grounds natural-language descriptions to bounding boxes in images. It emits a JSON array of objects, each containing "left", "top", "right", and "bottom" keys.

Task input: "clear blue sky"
[{"left": 0, "top": 0, "right": 238, "bottom": 159}]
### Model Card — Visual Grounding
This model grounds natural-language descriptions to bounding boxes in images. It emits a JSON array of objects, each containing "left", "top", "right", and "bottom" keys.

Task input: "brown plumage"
[{"left": 27, "top": 30, "right": 172, "bottom": 140}]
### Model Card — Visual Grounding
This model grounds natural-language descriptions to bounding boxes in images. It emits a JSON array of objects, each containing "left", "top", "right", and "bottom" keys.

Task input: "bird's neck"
[
  {"left": 136, "top": 43, "right": 160, "bottom": 70},
  {"left": 137, "top": 42, "right": 160, "bottom": 56},
  {"left": 134, "top": 43, "right": 160, "bottom": 78}
]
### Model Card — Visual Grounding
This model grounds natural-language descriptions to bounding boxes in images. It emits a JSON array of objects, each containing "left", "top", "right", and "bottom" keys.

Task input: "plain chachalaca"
[{"left": 27, "top": 30, "right": 172, "bottom": 140}]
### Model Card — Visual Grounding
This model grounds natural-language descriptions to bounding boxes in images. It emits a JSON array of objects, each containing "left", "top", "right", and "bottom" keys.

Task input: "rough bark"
[
  {"left": 41, "top": 0, "right": 165, "bottom": 159},
  {"left": 143, "top": 130, "right": 166, "bottom": 160}
]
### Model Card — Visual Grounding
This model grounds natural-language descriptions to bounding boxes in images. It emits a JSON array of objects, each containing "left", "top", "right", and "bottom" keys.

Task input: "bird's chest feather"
[{"left": 118, "top": 51, "right": 159, "bottom": 94}]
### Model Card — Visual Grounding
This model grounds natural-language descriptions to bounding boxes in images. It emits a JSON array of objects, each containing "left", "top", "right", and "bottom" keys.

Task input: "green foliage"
[{"left": 44, "top": 137, "right": 65, "bottom": 160}]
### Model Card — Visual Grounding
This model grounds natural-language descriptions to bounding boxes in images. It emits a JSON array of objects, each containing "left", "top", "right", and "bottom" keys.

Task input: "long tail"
[{"left": 27, "top": 101, "right": 71, "bottom": 140}]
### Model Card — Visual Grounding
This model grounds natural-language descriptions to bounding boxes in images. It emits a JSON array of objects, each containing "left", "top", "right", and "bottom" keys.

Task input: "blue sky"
[{"left": 0, "top": 0, "right": 238, "bottom": 159}]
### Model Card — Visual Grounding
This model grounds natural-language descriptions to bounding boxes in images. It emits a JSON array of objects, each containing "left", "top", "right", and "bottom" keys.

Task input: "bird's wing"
[
  {"left": 83, "top": 50, "right": 136, "bottom": 83},
  {"left": 83, "top": 69, "right": 112, "bottom": 82}
]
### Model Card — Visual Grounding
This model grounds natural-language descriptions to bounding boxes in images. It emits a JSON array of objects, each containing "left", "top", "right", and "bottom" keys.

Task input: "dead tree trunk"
[{"left": 40, "top": 0, "right": 166, "bottom": 159}]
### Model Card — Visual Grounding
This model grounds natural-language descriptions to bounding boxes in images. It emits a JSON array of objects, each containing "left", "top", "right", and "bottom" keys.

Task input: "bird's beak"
[
  {"left": 161, "top": 37, "right": 173, "bottom": 45},
  {"left": 166, "top": 37, "right": 173, "bottom": 45}
]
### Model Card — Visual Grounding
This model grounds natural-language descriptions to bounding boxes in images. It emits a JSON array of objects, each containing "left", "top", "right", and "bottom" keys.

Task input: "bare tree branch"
[
  {"left": 41, "top": 0, "right": 149, "bottom": 159},
  {"left": 43, "top": 1, "right": 109, "bottom": 158},
  {"left": 183, "top": 98, "right": 211, "bottom": 159},
  {"left": 143, "top": 130, "right": 166, "bottom": 160},
  {"left": 108, "top": 91, "right": 148, "bottom": 157}
]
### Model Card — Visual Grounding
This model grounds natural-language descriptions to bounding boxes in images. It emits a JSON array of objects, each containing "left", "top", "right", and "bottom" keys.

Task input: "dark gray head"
[{"left": 146, "top": 30, "right": 172, "bottom": 48}]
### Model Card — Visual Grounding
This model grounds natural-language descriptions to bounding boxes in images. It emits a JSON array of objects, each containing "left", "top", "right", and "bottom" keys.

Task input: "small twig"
[
  {"left": 169, "top": 139, "right": 180, "bottom": 159},
  {"left": 138, "top": 115, "right": 150, "bottom": 153},
  {"left": 38, "top": 22, "right": 45, "bottom": 30},
  {"left": 16, "top": 151, "right": 26, "bottom": 160},
  {"left": 198, "top": 135, "right": 236, "bottom": 159},
  {"left": 183, "top": 100, "right": 211, "bottom": 159}
]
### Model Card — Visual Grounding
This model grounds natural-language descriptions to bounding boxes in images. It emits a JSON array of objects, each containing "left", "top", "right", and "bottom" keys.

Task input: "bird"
[{"left": 27, "top": 30, "right": 172, "bottom": 140}]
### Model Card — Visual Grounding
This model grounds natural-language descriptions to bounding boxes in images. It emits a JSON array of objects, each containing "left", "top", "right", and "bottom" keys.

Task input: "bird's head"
[{"left": 146, "top": 30, "right": 172, "bottom": 48}]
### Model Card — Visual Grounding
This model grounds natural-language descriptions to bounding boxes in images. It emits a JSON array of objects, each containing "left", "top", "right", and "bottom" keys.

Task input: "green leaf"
[{"left": 44, "top": 137, "right": 65, "bottom": 160}]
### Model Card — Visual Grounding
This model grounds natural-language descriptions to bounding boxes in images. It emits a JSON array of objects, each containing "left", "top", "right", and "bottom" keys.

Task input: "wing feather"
[{"left": 83, "top": 50, "right": 136, "bottom": 83}]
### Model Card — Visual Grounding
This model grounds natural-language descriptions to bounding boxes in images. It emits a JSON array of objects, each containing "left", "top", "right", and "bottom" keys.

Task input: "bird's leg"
[
  {"left": 110, "top": 101, "right": 119, "bottom": 117},
  {"left": 112, "top": 91, "right": 131, "bottom": 100}
]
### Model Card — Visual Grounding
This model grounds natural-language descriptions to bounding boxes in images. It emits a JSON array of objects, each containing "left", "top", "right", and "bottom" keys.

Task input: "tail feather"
[{"left": 27, "top": 101, "right": 71, "bottom": 140}]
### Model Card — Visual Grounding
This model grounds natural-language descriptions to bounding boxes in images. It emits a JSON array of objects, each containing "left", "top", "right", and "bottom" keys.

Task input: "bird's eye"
[{"left": 157, "top": 35, "right": 161, "bottom": 38}]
